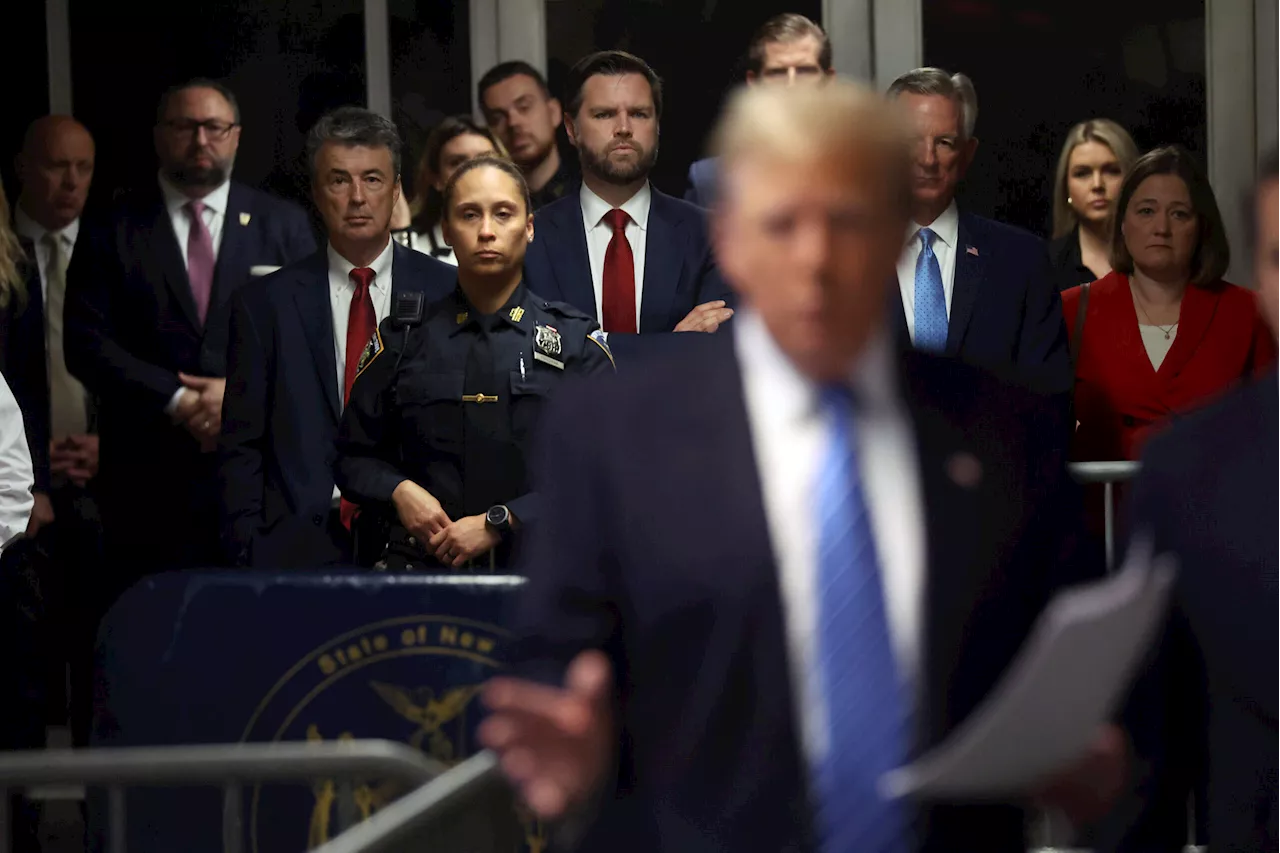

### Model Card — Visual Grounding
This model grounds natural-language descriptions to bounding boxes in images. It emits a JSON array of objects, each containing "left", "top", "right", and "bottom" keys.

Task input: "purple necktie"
[{"left": 185, "top": 199, "right": 215, "bottom": 324}]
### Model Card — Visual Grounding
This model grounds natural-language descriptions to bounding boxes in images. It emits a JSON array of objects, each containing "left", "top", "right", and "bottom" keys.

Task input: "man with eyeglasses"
[{"left": 64, "top": 79, "right": 315, "bottom": 589}]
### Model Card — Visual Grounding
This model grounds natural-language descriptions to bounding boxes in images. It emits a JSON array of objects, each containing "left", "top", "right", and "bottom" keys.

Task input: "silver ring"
[{"left": 204, "top": 420, "right": 212, "bottom": 430}]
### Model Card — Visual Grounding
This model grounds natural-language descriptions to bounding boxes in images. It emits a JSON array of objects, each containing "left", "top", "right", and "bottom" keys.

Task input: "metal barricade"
[
  {"left": 313, "top": 751, "right": 506, "bottom": 853},
  {"left": 0, "top": 740, "right": 443, "bottom": 853},
  {"left": 1068, "top": 460, "right": 1141, "bottom": 570}
]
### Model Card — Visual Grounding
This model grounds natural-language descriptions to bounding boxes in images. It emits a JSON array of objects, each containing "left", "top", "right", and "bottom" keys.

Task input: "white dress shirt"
[
  {"left": 896, "top": 200, "right": 960, "bottom": 343},
  {"left": 0, "top": 374, "right": 34, "bottom": 551},
  {"left": 430, "top": 225, "right": 458, "bottom": 266},
  {"left": 735, "top": 308, "right": 926, "bottom": 763},
  {"left": 580, "top": 182, "right": 650, "bottom": 330},
  {"left": 13, "top": 207, "right": 79, "bottom": 307},
  {"left": 159, "top": 173, "right": 231, "bottom": 267},
  {"left": 328, "top": 239, "right": 396, "bottom": 400}
]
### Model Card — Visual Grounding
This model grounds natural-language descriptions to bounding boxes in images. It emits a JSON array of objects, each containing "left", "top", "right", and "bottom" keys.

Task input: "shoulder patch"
[
  {"left": 587, "top": 329, "right": 615, "bottom": 368},
  {"left": 355, "top": 327, "right": 383, "bottom": 377}
]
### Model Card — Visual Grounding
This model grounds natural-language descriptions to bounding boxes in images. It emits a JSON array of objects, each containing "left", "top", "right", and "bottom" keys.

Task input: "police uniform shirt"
[{"left": 335, "top": 281, "right": 614, "bottom": 530}]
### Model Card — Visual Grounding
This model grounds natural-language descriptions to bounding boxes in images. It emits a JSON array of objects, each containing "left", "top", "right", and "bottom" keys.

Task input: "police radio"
[
  {"left": 392, "top": 291, "right": 424, "bottom": 327},
  {"left": 391, "top": 292, "right": 424, "bottom": 374}
]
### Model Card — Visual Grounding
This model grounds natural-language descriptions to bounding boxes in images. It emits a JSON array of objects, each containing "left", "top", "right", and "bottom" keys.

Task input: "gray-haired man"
[
  {"left": 886, "top": 68, "right": 1070, "bottom": 393},
  {"left": 218, "top": 107, "right": 455, "bottom": 568}
]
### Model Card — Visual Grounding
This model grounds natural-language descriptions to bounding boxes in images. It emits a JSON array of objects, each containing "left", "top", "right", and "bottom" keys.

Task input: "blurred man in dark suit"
[
  {"left": 1108, "top": 149, "right": 1278, "bottom": 853},
  {"left": 219, "top": 108, "right": 454, "bottom": 568},
  {"left": 64, "top": 79, "right": 316, "bottom": 585},
  {"left": 481, "top": 80, "right": 1117, "bottom": 852},
  {"left": 479, "top": 62, "right": 578, "bottom": 210},
  {"left": 13, "top": 115, "right": 105, "bottom": 745},
  {"left": 522, "top": 51, "right": 733, "bottom": 362},
  {"left": 684, "top": 13, "right": 833, "bottom": 208},
  {"left": 886, "top": 68, "right": 1070, "bottom": 392}
]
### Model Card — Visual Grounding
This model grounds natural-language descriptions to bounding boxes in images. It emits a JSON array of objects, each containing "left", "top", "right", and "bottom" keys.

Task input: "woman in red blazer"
[{"left": 1063, "top": 146, "right": 1275, "bottom": 465}]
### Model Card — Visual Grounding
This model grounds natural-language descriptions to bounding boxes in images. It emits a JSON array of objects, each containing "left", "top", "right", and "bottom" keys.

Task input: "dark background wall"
[{"left": 923, "top": 0, "right": 1206, "bottom": 236}]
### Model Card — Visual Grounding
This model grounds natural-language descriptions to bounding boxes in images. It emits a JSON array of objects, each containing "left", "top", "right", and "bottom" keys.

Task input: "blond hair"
[
  {"left": 710, "top": 78, "right": 912, "bottom": 212},
  {"left": 0, "top": 182, "right": 29, "bottom": 310},
  {"left": 1051, "top": 118, "right": 1140, "bottom": 239}
]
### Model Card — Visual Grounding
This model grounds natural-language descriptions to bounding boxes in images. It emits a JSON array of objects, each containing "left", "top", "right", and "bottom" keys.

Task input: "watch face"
[{"left": 487, "top": 506, "right": 507, "bottom": 526}]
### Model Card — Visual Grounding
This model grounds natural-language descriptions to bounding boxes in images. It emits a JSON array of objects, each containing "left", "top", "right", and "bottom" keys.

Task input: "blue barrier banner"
[{"left": 93, "top": 570, "right": 536, "bottom": 852}]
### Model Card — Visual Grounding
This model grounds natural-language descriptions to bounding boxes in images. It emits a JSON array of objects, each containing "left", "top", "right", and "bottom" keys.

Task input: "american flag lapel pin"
[
  {"left": 966, "top": 245, "right": 979, "bottom": 256},
  {"left": 239, "top": 212, "right": 251, "bottom": 226}
]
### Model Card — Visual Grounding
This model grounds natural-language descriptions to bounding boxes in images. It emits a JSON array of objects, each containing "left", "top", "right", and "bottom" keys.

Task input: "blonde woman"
[
  {"left": 0, "top": 183, "right": 51, "bottom": 536},
  {"left": 1049, "top": 118, "right": 1139, "bottom": 291}
]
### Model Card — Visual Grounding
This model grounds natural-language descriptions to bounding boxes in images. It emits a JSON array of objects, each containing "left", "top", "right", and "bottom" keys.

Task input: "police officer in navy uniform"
[{"left": 336, "top": 156, "right": 613, "bottom": 569}]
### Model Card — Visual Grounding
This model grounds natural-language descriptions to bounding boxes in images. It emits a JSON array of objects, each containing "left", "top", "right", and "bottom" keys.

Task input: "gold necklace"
[{"left": 1131, "top": 285, "right": 1180, "bottom": 340}]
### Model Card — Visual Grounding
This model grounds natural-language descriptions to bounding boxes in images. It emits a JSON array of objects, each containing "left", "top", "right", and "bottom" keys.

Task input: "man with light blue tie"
[
  {"left": 888, "top": 68, "right": 1070, "bottom": 392},
  {"left": 479, "top": 81, "right": 1120, "bottom": 852}
]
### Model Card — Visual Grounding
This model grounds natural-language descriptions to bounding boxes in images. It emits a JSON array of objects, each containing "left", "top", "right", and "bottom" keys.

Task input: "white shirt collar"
[
  {"left": 158, "top": 172, "right": 232, "bottom": 218},
  {"left": 327, "top": 237, "right": 395, "bottom": 291},
  {"left": 734, "top": 306, "right": 899, "bottom": 420},
  {"left": 580, "top": 181, "right": 652, "bottom": 231},
  {"left": 13, "top": 206, "right": 79, "bottom": 248},
  {"left": 906, "top": 199, "right": 959, "bottom": 249}
]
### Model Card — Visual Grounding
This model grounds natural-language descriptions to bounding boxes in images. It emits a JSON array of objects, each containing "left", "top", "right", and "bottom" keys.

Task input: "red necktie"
[
  {"left": 340, "top": 267, "right": 377, "bottom": 529},
  {"left": 601, "top": 209, "right": 637, "bottom": 333}
]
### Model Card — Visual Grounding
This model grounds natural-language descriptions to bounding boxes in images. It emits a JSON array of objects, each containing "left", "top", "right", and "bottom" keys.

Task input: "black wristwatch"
[{"left": 485, "top": 504, "right": 512, "bottom": 535}]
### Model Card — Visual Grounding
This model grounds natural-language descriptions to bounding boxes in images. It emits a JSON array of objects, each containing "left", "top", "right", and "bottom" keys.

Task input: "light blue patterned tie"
[
  {"left": 813, "top": 386, "right": 910, "bottom": 853},
  {"left": 913, "top": 227, "right": 947, "bottom": 352}
]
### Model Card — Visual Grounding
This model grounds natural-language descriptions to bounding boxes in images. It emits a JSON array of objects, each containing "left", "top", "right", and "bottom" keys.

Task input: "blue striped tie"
[
  {"left": 813, "top": 386, "right": 910, "bottom": 853},
  {"left": 913, "top": 227, "right": 947, "bottom": 351}
]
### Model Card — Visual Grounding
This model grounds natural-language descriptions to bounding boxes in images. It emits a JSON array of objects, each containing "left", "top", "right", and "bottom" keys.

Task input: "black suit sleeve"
[
  {"left": 4, "top": 261, "right": 51, "bottom": 494},
  {"left": 217, "top": 289, "right": 269, "bottom": 565},
  {"left": 334, "top": 321, "right": 410, "bottom": 506},
  {"left": 1095, "top": 446, "right": 1206, "bottom": 853},
  {"left": 64, "top": 224, "right": 183, "bottom": 410},
  {"left": 1016, "top": 241, "right": 1071, "bottom": 393}
]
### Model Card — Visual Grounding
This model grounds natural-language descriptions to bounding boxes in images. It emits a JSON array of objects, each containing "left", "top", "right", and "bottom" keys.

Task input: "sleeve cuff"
[{"left": 164, "top": 386, "right": 186, "bottom": 417}]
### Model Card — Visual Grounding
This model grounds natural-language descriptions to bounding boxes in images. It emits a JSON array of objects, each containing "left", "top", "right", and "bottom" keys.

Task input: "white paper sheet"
[{"left": 881, "top": 541, "right": 1177, "bottom": 800}]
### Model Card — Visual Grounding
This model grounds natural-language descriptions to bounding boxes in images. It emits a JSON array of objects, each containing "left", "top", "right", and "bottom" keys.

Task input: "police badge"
[
  {"left": 355, "top": 328, "right": 383, "bottom": 377},
  {"left": 533, "top": 324, "right": 564, "bottom": 369}
]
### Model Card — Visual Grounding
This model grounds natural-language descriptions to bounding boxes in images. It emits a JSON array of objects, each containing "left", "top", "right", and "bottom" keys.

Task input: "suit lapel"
[
  {"left": 292, "top": 253, "right": 341, "bottom": 421},
  {"left": 545, "top": 196, "right": 596, "bottom": 317},
  {"left": 946, "top": 215, "right": 983, "bottom": 354},
  {"left": 145, "top": 189, "right": 202, "bottom": 331},
  {"left": 210, "top": 182, "right": 251, "bottom": 313},
  {"left": 886, "top": 275, "right": 911, "bottom": 351},
  {"left": 1157, "top": 280, "right": 1222, "bottom": 380},
  {"left": 640, "top": 191, "right": 683, "bottom": 333},
  {"left": 901, "top": 358, "right": 988, "bottom": 750}
]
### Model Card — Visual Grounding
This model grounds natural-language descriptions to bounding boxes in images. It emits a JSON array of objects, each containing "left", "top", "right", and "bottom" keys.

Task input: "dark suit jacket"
[
  {"left": 511, "top": 330, "right": 1089, "bottom": 852},
  {"left": 683, "top": 157, "right": 718, "bottom": 208},
  {"left": 0, "top": 238, "right": 50, "bottom": 494},
  {"left": 1109, "top": 373, "right": 1278, "bottom": 853},
  {"left": 63, "top": 180, "right": 315, "bottom": 572},
  {"left": 219, "top": 243, "right": 456, "bottom": 568},
  {"left": 521, "top": 187, "right": 732, "bottom": 361},
  {"left": 891, "top": 211, "right": 1071, "bottom": 393}
]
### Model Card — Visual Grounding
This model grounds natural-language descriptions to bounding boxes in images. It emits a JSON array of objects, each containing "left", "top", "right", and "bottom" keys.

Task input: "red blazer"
[{"left": 1063, "top": 271, "right": 1275, "bottom": 462}]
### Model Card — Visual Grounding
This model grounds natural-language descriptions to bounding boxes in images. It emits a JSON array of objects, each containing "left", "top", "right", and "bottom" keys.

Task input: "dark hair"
[
  {"left": 565, "top": 51, "right": 663, "bottom": 120},
  {"left": 305, "top": 106, "right": 402, "bottom": 180},
  {"left": 410, "top": 116, "right": 506, "bottom": 233},
  {"left": 1245, "top": 145, "right": 1279, "bottom": 253},
  {"left": 747, "top": 13, "right": 831, "bottom": 75},
  {"left": 478, "top": 61, "right": 551, "bottom": 107},
  {"left": 157, "top": 78, "right": 241, "bottom": 124},
  {"left": 442, "top": 155, "right": 532, "bottom": 218},
  {"left": 1110, "top": 146, "right": 1229, "bottom": 287}
]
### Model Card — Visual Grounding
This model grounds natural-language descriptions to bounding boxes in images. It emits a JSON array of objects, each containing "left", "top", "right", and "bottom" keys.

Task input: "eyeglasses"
[{"left": 162, "top": 119, "right": 239, "bottom": 141}]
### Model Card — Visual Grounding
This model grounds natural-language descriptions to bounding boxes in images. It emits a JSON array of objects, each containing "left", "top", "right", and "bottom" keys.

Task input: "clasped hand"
[
  {"left": 391, "top": 480, "right": 499, "bottom": 566},
  {"left": 174, "top": 373, "right": 225, "bottom": 451}
]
